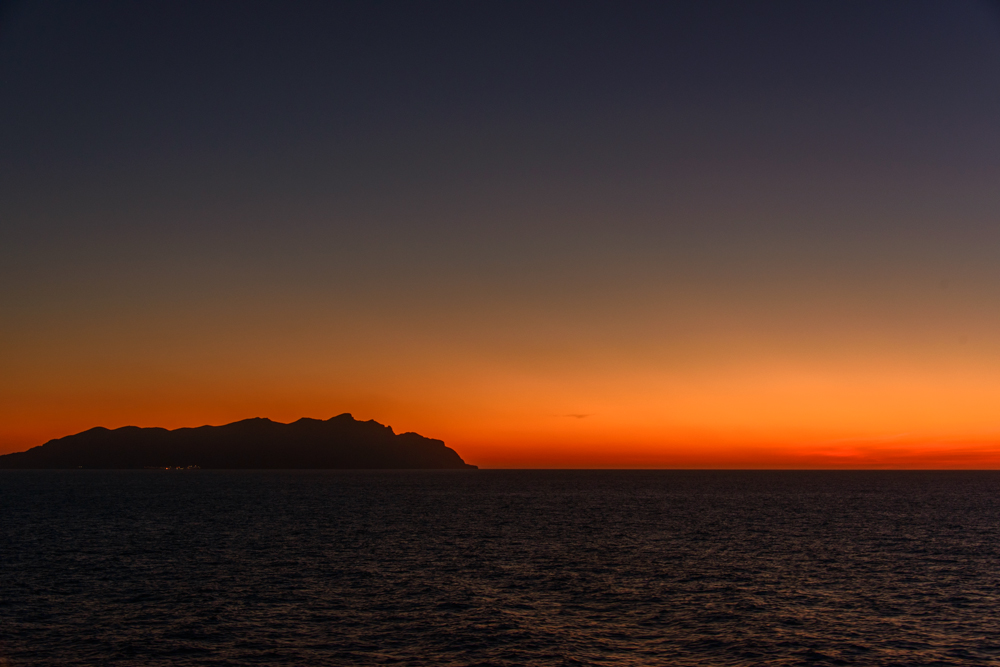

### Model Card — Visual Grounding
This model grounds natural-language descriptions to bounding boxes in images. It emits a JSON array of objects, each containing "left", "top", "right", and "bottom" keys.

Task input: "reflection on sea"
[{"left": 2, "top": 470, "right": 999, "bottom": 665}]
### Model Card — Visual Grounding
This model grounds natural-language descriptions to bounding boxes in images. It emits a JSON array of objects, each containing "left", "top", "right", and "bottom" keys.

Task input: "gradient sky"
[{"left": 2, "top": 1, "right": 1000, "bottom": 467}]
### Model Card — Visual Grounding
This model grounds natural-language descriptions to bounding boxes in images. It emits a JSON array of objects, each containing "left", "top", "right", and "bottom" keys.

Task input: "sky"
[{"left": 2, "top": 1, "right": 1000, "bottom": 467}]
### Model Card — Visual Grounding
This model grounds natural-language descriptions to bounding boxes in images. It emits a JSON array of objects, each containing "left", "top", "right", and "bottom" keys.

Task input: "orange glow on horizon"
[{"left": 4, "top": 356, "right": 1000, "bottom": 469}]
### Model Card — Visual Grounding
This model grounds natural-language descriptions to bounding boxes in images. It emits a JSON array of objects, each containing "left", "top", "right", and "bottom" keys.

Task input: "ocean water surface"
[{"left": 1, "top": 470, "right": 999, "bottom": 666}]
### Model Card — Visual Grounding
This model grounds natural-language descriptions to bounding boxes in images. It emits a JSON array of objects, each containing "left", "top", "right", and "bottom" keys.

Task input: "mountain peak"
[{"left": 0, "top": 415, "right": 476, "bottom": 470}]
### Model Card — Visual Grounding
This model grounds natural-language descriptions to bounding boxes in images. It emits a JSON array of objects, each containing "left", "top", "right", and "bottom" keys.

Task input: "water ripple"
[{"left": 2, "top": 470, "right": 1000, "bottom": 665}]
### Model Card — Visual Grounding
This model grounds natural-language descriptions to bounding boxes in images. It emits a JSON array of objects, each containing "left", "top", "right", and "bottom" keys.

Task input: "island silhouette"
[{"left": 0, "top": 414, "right": 477, "bottom": 469}]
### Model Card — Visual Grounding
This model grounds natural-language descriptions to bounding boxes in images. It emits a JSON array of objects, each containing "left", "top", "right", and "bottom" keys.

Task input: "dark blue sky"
[{"left": 4, "top": 1, "right": 998, "bottom": 257}]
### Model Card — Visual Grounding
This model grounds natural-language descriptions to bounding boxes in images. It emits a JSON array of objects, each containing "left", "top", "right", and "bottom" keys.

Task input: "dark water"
[{"left": 2, "top": 471, "right": 999, "bottom": 666}]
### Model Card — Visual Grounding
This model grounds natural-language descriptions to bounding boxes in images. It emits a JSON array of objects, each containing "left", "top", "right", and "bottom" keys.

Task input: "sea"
[{"left": 1, "top": 470, "right": 999, "bottom": 666}]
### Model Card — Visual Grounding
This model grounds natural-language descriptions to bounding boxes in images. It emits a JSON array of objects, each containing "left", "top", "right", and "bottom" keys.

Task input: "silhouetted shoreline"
[{"left": 0, "top": 414, "right": 476, "bottom": 469}]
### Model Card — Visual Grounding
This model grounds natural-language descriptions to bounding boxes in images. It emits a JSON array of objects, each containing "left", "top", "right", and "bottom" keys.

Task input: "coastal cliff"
[{"left": 0, "top": 414, "right": 477, "bottom": 469}]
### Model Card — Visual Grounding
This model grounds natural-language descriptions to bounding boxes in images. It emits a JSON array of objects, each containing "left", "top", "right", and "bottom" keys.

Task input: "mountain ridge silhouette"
[{"left": 0, "top": 414, "right": 477, "bottom": 469}]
